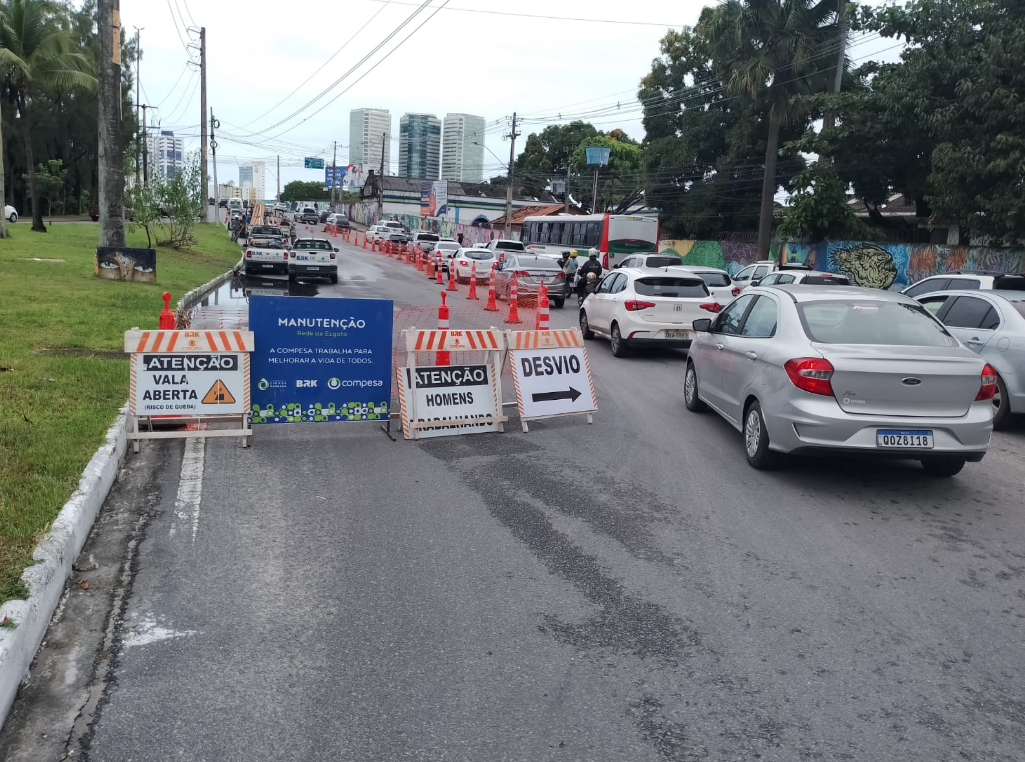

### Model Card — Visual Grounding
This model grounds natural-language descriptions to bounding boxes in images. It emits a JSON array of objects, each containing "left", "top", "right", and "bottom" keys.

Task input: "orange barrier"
[
  {"left": 535, "top": 283, "right": 550, "bottom": 331},
  {"left": 446, "top": 263, "right": 458, "bottom": 291},
  {"left": 504, "top": 277, "right": 521, "bottom": 324},
  {"left": 426, "top": 253, "right": 435, "bottom": 278},
  {"left": 466, "top": 262, "right": 479, "bottom": 300},
  {"left": 158, "top": 291, "right": 176, "bottom": 329},
  {"left": 483, "top": 265, "right": 499, "bottom": 311},
  {"left": 436, "top": 292, "right": 450, "bottom": 367},
  {"left": 435, "top": 255, "right": 444, "bottom": 284}
]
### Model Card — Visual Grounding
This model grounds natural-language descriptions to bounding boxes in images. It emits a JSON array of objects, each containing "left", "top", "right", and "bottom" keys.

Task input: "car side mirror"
[
  {"left": 750, "top": 279, "right": 762, "bottom": 287},
  {"left": 333, "top": 247, "right": 339, "bottom": 253},
  {"left": 693, "top": 318, "right": 713, "bottom": 333}
]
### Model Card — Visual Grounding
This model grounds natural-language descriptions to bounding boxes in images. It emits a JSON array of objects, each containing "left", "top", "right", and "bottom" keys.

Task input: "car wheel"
[
  {"left": 992, "top": 373, "right": 1012, "bottom": 430},
  {"left": 329, "top": 273, "right": 338, "bottom": 284},
  {"left": 743, "top": 401, "right": 780, "bottom": 469},
  {"left": 921, "top": 458, "right": 966, "bottom": 478},
  {"left": 610, "top": 323, "right": 629, "bottom": 357},
  {"left": 90, "top": 215, "right": 99, "bottom": 222},
  {"left": 7, "top": 213, "right": 15, "bottom": 223},
  {"left": 552, "top": 298, "right": 565, "bottom": 309},
  {"left": 580, "top": 310, "right": 594, "bottom": 340},
  {"left": 684, "top": 362, "right": 707, "bottom": 413}
]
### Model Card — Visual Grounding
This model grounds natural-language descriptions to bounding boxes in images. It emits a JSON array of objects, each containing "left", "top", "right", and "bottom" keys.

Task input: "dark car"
[
  {"left": 89, "top": 204, "right": 133, "bottom": 222},
  {"left": 319, "top": 209, "right": 330, "bottom": 223},
  {"left": 387, "top": 232, "right": 410, "bottom": 244},
  {"left": 334, "top": 214, "right": 350, "bottom": 229}
]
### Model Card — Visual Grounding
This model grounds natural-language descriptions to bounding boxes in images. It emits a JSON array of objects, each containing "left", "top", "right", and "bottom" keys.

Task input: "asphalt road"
[{"left": 3, "top": 229, "right": 1025, "bottom": 761}]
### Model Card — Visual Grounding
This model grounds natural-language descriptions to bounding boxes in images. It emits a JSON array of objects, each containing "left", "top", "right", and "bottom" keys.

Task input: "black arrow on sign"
[{"left": 531, "top": 387, "right": 582, "bottom": 403}]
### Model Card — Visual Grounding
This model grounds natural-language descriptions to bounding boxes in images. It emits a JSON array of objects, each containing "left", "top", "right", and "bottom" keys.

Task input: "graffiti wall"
[{"left": 660, "top": 239, "right": 1025, "bottom": 289}]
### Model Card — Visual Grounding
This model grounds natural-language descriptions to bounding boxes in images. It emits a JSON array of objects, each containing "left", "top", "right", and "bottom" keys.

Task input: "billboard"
[
  {"left": 324, "top": 165, "right": 347, "bottom": 188},
  {"left": 419, "top": 181, "right": 449, "bottom": 217}
]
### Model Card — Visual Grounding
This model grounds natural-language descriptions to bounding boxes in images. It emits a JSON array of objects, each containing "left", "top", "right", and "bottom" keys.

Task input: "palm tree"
[
  {"left": 703, "top": 0, "right": 842, "bottom": 256},
  {"left": 0, "top": 0, "right": 94, "bottom": 233}
]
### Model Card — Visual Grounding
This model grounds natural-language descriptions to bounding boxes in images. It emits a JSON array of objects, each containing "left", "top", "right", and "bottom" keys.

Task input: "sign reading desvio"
[{"left": 249, "top": 296, "right": 393, "bottom": 423}]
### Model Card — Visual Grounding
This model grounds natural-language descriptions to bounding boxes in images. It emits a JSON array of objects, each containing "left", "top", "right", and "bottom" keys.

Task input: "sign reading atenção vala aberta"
[{"left": 249, "top": 296, "right": 393, "bottom": 423}]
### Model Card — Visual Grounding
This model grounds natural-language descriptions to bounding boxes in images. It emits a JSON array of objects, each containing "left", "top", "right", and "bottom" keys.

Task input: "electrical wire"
[
  {"left": 355, "top": 0, "right": 686, "bottom": 26},
  {"left": 165, "top": 0, "right": 195, "bottom": 59}
]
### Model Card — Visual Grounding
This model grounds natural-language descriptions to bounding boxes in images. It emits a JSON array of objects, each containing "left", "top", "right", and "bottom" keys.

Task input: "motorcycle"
[{"left": 577, "top": 271, "right": 599, "bottom": 307}]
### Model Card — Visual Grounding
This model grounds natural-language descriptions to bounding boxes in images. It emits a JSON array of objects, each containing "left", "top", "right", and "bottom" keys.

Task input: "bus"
[{"left": 520, "top": 214, "right": 659, "bottom": 270}]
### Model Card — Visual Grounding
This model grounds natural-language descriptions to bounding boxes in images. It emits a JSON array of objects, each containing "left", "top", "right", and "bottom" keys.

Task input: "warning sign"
[
  {"left": 202, "top": 380, "right": 236, "bottom": 404},
  {"left": 509, "top": 329, "right": 597, "bottom": 425},
  {"left": 396, "top": 364, "right": 501, "bottom": 439}
]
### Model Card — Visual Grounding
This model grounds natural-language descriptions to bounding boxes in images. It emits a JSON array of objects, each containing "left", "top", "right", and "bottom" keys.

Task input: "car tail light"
[
  {"left": 784, "top": 358, "right": 834, "bottom": 396},
  {"left": 700, "top": 303, "right": 721, "bottom": 313},
  {"left": 976, "top": 363, "right": 998, "bottom": 400},
  {"left": 513, "top": 270, "right": 530, "bottom": 277},
  {"left": 246, "top": 238, "right": 252, "bottom": 246},
  {"left": 459, "top": 260, "right": 469, "bottom": 267},
  {"left": 602, "top": 254, "right": 609, "bottom": 269},
  {"left": 624, "top": 300, "right": 656, "bottom": 311},
  {"left": 731, "top": 287, "right": 741, "bottom": 296},
  {"left": 330, "top": 252, "right": 336, "bottom": 259},
  {"left": 245, "top": 250, "right": 252, "bottom": 258},
  {"left": 283, "top": 252, "right": 289, "bottom": 259},
  {"left": 556, "top": 272, "right": 565, "bottom": 279}
]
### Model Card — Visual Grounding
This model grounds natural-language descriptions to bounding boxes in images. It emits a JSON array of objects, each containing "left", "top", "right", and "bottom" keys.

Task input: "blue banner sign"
[
  {"left": 249, "top": 296, "right": 393, "bottom": 423},
  {"left": 585, "top": 146, "right": 611, "bottom": 166},
  {"left": 325, "top": 165, "right": 347, "bottom": 188}
]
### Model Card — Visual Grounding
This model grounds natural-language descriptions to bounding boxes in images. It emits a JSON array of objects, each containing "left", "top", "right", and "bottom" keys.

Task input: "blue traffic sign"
[
  {"left": 249, "top": 296, "right": 393, "bottom": 423},
  {"left": 304, "top": 157, "right": 325, "bottom": 169}
]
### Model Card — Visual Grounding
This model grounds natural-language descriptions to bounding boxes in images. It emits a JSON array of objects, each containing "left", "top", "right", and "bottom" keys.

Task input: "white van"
[{"left": 227, "top": 198, "right": 243, "bottom": 213}]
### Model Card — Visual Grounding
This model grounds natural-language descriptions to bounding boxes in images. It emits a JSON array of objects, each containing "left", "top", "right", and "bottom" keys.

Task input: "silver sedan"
[
  {"left": 684, "top": 286, "right": 995, "bottom": 476},
  {"left": 915, "top": 290, "right": 1025, "bottom": 429}
]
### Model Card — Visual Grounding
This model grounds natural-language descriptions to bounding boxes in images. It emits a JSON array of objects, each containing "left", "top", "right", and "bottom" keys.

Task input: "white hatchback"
[
  {"left": 580, "top": 268, "right": 722, "bottom": 357},
  {"left": 452, "top": 248, "right": 497, "bottom": 282}
]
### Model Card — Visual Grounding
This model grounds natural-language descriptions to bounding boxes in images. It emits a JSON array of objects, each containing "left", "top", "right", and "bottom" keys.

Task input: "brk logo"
[{"left": 296, "top": 379, "right": 318, "bottom": 388}]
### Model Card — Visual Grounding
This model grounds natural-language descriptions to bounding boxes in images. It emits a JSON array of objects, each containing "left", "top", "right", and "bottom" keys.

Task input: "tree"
[
  {"left": 703, "top": 0, "right": 841, "bottom": 255},
  {"left": 280, "top": 180, "right": 330, "bottom": 202},
  {"left": 514, "top": 121, "right": 600, "bottom": 198},
  {"left": 571, "top": 133, "right": 645, "bottom": 213},
  {"left": 22, "top": 157, "right": 64, "bottom": 215},
  {"left": 777, "top": 162, "right": 871, "bottom": 241},
  {"left": 0, "top": 0, "right": 95, "bottom": 232},
  {"left": 155, "top": 153, "right": 202, "bottom": 248}
]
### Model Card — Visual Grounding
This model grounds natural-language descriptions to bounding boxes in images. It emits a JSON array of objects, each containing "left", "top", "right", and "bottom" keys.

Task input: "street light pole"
[{"left": 504, "top": 113, "right": 519, "bottom": 237}]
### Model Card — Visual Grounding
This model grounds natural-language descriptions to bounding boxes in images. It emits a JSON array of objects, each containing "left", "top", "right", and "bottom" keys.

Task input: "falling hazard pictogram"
[{"left": 202, "top": 379, "right": 236, "bottom": 404}]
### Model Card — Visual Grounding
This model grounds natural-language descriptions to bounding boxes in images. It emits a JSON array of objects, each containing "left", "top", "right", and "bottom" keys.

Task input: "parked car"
[
  {"left": 319, "top": 209, "right": 330, "bottom": 223},
  {"left": 288, "top": 237, "right": 339, "bottom": 284},
  {"left": 89, "top": 204, "right": 133, "bottom": 222},
  {"left": 758, "top": 270, "right": 850, "bottom": 286},
  {"left": 485, "top": 238, "right": 526, "bottom": 264},
  {"left": 902, "top": 271, "right": 1025, "bottom": 298},
  {"left": 451, "top": 248, "right": 498, "bottom": 284},
  {"left": 386, "top": 231, "right": 410, "bottom": 246},
  {"left": 915, "top": 290, "right": 1025, "bottom": 429},
  {"left": 5, "top": 205, "right": 17, "bottom": 223},
  {"left": 580, "top": 268, "right": 719, "bottom": 357},
  {"left": 684, "top": 285, "right": 995, "bottom": 476},
  {"left": 494, "top": 254, "right": 567, "bottom": 308},
  {"left": 732, "top": 261, "right": 811, "bottom": 290},
  {"left": 670, "top": 265, "right": 740, "bottom": 303},
  {"left": 434, "top": 241, "right": 462, "bottom": 273},
  {"left": 300, "top": 207, "right": 319, "bottom": 224},
  {"left": 368, "top": 224, "right": 393, "bottom": 243},
  {"left": 614, "top": 253, "right": 685, "bottom": 269},
  {"left": 413, "top": 231, "right": 440, "bottom": 253},
  {"left": 327, "top": 213, "right": 349, "bottom": 229},
  {"left": 246, "top": 225, "right": 285, "bottom": 247},
  {"left": 244, "top": 239, "right": 289, "bottom": 276},
  {"left": 382, "top": 220, "right": 405, "bottom": 233}
]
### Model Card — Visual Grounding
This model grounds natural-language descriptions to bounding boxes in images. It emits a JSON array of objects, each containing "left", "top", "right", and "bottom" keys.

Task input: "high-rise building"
[
  {"left": 238, "top": 162, "right": 266, "bottom": 202},
  {"left": 349, "top": 108, "right": 392, "bottom": 177},
  {"left": 398, "top": 113, "right": 441, "bottom": 180},
  {"left": 441, "top": 113, "right": 486, "bottom": 183},
  {"left": 148, "top": 130, "right": 184, "bottom": 181}
]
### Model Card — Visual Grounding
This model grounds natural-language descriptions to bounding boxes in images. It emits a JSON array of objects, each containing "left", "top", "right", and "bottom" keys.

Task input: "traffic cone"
[
  {"left": 504, "top": 277, "right": 521, "bottom": 324},
  {"left": 467, "top": 262, "right": 479, "bottom": 300},
  {"left": 447, "top": 262, "right": 458, "bottom": 291},
  {"left": 435, "top": 255, "right": 444, "bottom": 284},
  {"left": 362, "top": 232, "right": 367, "bottom": 249},
  {"left": 158, "top": 292, "right": 176, "bottom": 329},
  {"left": 483, "top": 265, "right": 499, "bottom": 311},
  {"left": 536, "top": 283, "right": 550, "bottom": 331},
  {"left": 426, "top": 253, "right": 435, "bottom": 278},
  {"left": 416, "top": 248, "right": 423, "bottom": 271},
  {"left": 437, "top": 292, "right": 450, "bottom": 367}
]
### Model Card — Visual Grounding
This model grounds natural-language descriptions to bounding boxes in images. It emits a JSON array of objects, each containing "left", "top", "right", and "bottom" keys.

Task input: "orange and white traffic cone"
[
  {"left": 484, "top": 264, "right": 499, "bottom": 311},
  {"left": 504, "top": 276, "right": 521, "bottom": 324},
  {"left": 536, "top": 283, "right": 550, "bottom": 331},
  {"left": 435, "top": 255, "right": 444, "bottom": 285},
  {"left": 426, "top": 253, "right": 435, "bottom": 278},
  {"left": 447, "top": 261, "right": 458, "bottom": 291},
  {"left": 467, "top": 262, "right": 479, "bottom": 300},
  {"left": 437, "top": 292, "right": 450, "bottom": 367}
]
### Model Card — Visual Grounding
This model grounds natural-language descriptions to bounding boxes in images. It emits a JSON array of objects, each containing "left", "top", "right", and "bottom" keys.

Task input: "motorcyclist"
[{"left": 576, "top": 249, "right": 602, "bottom": 298}]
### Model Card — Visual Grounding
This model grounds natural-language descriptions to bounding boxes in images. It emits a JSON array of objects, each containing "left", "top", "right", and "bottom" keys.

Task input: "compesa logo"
[
  {"left": 327, "top": 377, "right": 341, "bottom": 390},
  {"left": 257, "top": 378, "right": 270, "bottom": 391},
  {"left": 901, "top": 377, "right": 923, "bottom": 387}
]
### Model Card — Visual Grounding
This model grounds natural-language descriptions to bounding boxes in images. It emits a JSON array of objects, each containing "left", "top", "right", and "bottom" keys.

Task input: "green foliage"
[
  {"left": 280, "top": 180, "right": 330, "bottom": 202},
  {"left": 777, "top": 163, "right": 871, "bottom": 242},
  {"left": 514, "top": 121, "right": 600, "bottom": 198},
  {"left": 571, "top": 133, "right": 644, "bottom": 213},
  {"left": 22, "top": 159, "right": 66, "bottom": 215},
  {"left": 153, "top": 153, "right": 203, "bottom": 249}
]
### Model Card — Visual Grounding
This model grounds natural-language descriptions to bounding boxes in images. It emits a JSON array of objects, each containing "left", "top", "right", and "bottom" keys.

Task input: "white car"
[
  {"left": 579, "top": 268, "right": 722, "bottom": 357},
  {"left": 902, "top": 272, "right": 1025, "bottom": 298},
  {"left": 451, "top": 248, "right": 497, "bottom": 283},
  {"left": 5, "top": 205, "right": 17, "bottom": 223},
  {"left": 732, "top": 261, "right": 814, "bottom": 290},
  {"left": 288, "top": 237, "right": 339, "bottom": 284},
  {"left": 669, "top": 265, "right": 741, "bottom": 303},
  {"left": 369, "top": 224, "right": 393, "bottom": 243},
  {"left": 758, "top": 270, "right": 850, "bottom": 287}
]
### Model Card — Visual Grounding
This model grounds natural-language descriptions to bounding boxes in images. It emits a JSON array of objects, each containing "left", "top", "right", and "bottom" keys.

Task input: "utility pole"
[
  {"left": 140, "top": 104, "right": 149, "bottom": 185},
  {"left": 199, "top": 27, "right": 208, "bottom": 207},
  {"left": 823, "top": 0, "right": 847, "bottom": 131},
  {"left": 210, "top": 108, "right": 219, "bottom": 223},
  {"left": 504, "top": 112, "right": 519, "bottom": 237},
  {"left": 379, "top": 132, "right": 387, "bottom": 204},
  {"left": 276, "top": 154, "right": 280, "bottom": 203},
  {"left": 97, "top": 0, "right": 125, "bottom": 245},
  {"left": 564, "top": 159, "right": 571, "bottom": 213},
  {"left": 331, "top": 140, "right": 338, "bottom": 206},
  {"left": 134, "top": 27, "right": 142, "bottom": 186}
]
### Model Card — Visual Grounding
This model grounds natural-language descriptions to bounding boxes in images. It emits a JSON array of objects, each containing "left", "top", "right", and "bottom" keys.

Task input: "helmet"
[
  {"left": 570, "top": 251, "right": 578, "bottom": 258},
  {"left": 588, "top": 248, "right": 599, "bottom": 258}
]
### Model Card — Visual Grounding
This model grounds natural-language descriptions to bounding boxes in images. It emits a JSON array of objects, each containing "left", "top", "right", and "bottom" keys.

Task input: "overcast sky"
[{"left": 123, "top": 0, "right": 902, "bottom": 197}]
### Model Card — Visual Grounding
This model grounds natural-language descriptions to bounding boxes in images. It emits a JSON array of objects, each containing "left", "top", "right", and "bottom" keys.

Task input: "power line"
[
  {"left": 164, "top": 0, "right": 195, "bottom": 59},
  {"left": 355, "top": 0, "right": 686, "bottom": 26},
  {"left": 179, "top": 0, "right": 197, "bottom": 28}
]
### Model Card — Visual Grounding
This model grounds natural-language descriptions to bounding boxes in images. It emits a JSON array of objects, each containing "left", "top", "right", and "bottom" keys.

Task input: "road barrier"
[
  {"left": 484, "top": 266, "right": 499, "bottom": 311},
  {"left": 504, "top": 277, "right": 521, "bottom": 324},
  {"left": 535, "top": 283, "right": 550, "bottom": 331},
  {"left": 435, "top": 255, "right": 444, "bottom": 284},
  {"left": 507, "top": 328, "right": 596, "bottom": 432},
  {"left": 426, "top": 252, "right": 435, "bottom": 278},
  {"left": 467, "top": 262, "right": 479, "bottom": 300},
  {"left": 436, "top": 292, "right": 451, "bottom": 366},
  {"left": 446, "top": 263, "right": 458, "bottom": 292},
  {"left": 158, "top": 291, "right": 176, "bottom": 329}
]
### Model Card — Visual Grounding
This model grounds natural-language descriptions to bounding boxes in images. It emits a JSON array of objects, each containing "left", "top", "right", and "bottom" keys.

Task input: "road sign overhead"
[{"left": 304, "top": 157, "right": 325, "bottom": 169}]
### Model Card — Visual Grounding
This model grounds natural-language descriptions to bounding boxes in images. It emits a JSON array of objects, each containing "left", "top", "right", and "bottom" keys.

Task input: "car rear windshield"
[
  {"left": 437, "top": 242, "right": 460, "bottom": 250},
  {"left": 417, "top": 233, "right": 440, "bottom": 241},
  {"left": 464, "top": 250, "right": 493, "bottom": 260},
  {"left": 801, "top": 275, "right": 850, "bottom": 285},
  {"left": 497, "top": 241, "right": 525, "bottom": 251},
  {"left": 644, "top": 256, "right": 684, "bottom": 268},
  {"left": 797, "top": 300, "right": 959, "bottom": 347},
  {"left": 295, "top": 240, "right": 331, "bottom": 250},
  {"left": 994, "top": 275, "right": 1025, "bottom": 291},
  {"left": 694, "top": 271, "right": 731, "bottom": 287},
  {"left": 252, "top": 240, "right": 285, "bottom": 249},
  {"left": 634, "top": 277, "right": 709, "bottom": 298},
  {"left": 516, "top": 256, "right": 559, "bottom": 270}
]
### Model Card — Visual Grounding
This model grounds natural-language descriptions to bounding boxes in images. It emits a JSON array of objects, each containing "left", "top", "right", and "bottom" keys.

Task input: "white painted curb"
[
  {"left": 0, "top": 408, "right": 129, "bottom": 727},
  {"left": 0, "top": 263, "right": 240, "bottom": 731}
]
